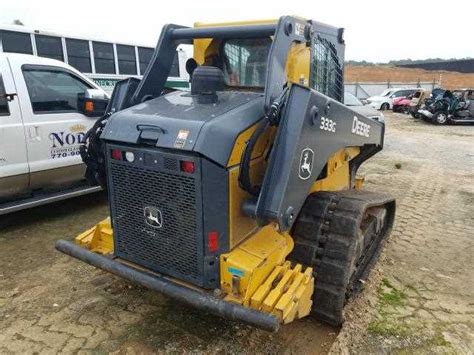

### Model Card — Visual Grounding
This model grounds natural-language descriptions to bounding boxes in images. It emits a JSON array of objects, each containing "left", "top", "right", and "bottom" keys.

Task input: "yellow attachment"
[
  {"left": 251, "top": 263, "right": 313, "bottom": 323},
  {"left": 272, "top": 266, "right": 314, "bottom": 323},
  {"left": 220, "top": 225, "right": 293, "bottom": 305},
  {"left": 75, "top": 218, "right": 113, "bottom": 255},
  {"left": 220, "top": 226, "right": 314, "bottom": 323}
]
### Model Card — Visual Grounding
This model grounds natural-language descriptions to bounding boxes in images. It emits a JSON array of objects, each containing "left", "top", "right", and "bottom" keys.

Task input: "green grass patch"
[
  {"left": 368, "top": 278, "right": 410, "bottom": 336},
  {"left": 379, "top": 278, "right": 407, "bottom": 308},
  {"left": 368, "top": 318, "right": 411, "bottom": 337}
]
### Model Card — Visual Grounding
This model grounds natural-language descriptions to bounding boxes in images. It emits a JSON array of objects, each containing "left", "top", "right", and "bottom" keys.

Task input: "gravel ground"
[{"left": 0, "top": 112, "right": 472, "bottom": 354}]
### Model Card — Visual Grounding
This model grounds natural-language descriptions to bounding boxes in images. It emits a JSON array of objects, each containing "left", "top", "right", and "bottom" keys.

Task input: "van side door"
[
  {"left": 10, "top": 62, "right": 96, "bottom": 190},
  {"left": 0, "top": 56, "right": 29, "bottom": 200}
]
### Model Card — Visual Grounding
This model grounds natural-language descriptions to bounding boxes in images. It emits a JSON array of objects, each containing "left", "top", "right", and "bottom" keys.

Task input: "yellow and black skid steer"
[{"left": 56, "top": 16, "right": 395, "bottom": 331}]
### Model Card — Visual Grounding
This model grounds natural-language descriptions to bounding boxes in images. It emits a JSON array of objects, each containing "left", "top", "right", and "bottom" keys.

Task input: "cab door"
[
  {"left": 9, "top": 60, "right": 96, "bottom": 190},
  {"left": 0, "top": 56, "right": 29, "bottom": 200}
]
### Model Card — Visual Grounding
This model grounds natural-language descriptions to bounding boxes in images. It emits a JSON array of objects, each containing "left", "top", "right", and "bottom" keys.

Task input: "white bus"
[{"left": 0, "top": 24, "right": 189, "bottom": 94}]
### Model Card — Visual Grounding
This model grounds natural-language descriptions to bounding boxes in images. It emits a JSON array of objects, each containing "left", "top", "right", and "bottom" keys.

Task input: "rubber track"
[{"left": 289, "top": 190, "right": 396, "bottom": 326}]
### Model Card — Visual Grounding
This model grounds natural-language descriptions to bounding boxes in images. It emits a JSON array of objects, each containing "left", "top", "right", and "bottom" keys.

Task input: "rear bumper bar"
[{"left": 55, "top": 240, "right": 279, "bottom": 332}]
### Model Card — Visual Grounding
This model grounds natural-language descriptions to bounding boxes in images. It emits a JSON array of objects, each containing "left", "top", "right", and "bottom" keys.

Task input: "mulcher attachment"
[{"left": 290, "top": 190, "right": 396, "bottom": 326}]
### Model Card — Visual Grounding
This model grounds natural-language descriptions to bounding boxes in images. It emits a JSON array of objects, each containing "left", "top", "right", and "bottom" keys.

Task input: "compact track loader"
[{"left": 56, "top": 16, "right": 395, "bottom": 331}]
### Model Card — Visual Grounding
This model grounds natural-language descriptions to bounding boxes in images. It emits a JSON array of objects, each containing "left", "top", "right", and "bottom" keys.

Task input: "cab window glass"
[
  {"left": 66, "top": 38, "right": 92, "bottom": 73},
  {"left": 0, "top": 74, "right": 9, "bottom": 116},
  {"left": 22, "top": 67, "right": 91, "bottom": 114},
  {"left": 221, "top": 38, "right": 271, "bottom": 87},
  {"left": 0, "top": 31, "right": 33, "bottom": 54},
  {"left": 93, "top": 42, "right": 115, "bottom": 74},
  {"left": 117, "top": 44, "right": 137, "bottom": 75},
  {"left": 35, "top": 35, "right": 64, "bottom": 61}
]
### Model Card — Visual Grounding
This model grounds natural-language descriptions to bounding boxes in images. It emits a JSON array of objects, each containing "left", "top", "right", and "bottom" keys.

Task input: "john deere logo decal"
[
  {"left": 144, "top": 206, "right": 163, "bottom": 228},
  {"left": 299, "top": 148, "right": 314, "bottom": 180}
]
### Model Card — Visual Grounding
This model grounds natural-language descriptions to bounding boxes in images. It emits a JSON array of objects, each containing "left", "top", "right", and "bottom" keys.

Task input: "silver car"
[{"left": 344, "top": 92, "right": 385, "bottom": 123}]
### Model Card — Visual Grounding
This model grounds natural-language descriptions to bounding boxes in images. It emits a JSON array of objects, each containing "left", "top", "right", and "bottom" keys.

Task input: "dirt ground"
[
  {"left": 1, "top": 112, "right": 473, "bottom": 354},
  {"left": 345, "top": 65, "right": 474, "bottom": 89}
]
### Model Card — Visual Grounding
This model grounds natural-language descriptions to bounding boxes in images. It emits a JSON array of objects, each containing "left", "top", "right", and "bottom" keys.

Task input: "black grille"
[{"left": 110, "top": 160, "right": 201, "bottom": 283}]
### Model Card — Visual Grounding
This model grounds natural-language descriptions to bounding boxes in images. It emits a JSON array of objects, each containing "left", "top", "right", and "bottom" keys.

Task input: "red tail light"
[
  {"left": 208, "top": 231, "right": 219, "bottom": 253},
  {"left": 111, "top": 149, "right": 122, "bottom": 160},
  {"left": 180, "top": 160, "right": 195, "bottom": 174}
]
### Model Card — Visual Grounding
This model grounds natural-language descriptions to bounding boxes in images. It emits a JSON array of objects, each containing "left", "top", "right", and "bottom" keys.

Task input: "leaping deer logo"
[
  {"left": 299, "top": 148, "right": 314, "bottom": 180},
  {"left": 144, "top": 206, "right": 163, "bottom": 228}
]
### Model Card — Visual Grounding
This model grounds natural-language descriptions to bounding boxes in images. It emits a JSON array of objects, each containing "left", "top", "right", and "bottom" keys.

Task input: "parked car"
[
  {"left": 392, "top": 88, "right": 427, "bottom": 114},
  {"left": 366, "top": 88, "right": 419, "bottom": 110},
  {"left": 0, "top": 53, "right": 109, "bottom": 215},
  {"left": 418, "top": 89, "right": 474, "bottom": 124},
  {"left": 344, "top": 92, "right": 385, "bottom": 123}
]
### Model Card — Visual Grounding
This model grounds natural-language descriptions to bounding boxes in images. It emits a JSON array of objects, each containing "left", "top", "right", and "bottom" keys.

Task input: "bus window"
[
  {"left": 35, "top": 35, "right": 64, "bottom": 61},
  {"left": 138, "top": 47, "right": 154, "bottom": 75},
  {"left": 0, "top": 30, "right": 33, "bottom": 54},
  {"left": 93, "top": 41, "right": 115, "bottom": 74},
  {"left": 117, "top": 44, "right": 137, "bottom": 75},
  {"left": 66, "top": 38, "right": 92, "bottom": 73}
]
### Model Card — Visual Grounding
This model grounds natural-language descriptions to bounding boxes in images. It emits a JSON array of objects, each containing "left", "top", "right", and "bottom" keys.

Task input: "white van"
[{"left": 0, "top": 53, "right": 109, "bottom": 215}]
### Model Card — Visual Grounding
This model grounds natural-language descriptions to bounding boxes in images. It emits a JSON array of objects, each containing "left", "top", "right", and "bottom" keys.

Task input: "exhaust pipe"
[{"left": 55, "top": 240, "right": 279, "bottom": 332}]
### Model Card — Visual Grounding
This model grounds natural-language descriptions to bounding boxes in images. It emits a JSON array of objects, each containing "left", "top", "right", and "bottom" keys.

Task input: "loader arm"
[{"left": 253, "top": 84, "right": 385, "bottom": 231}]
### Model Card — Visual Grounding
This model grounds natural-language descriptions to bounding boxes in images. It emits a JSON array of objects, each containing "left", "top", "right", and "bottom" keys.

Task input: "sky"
[{"left": 1, "top": 0, "right": 473, "bottom": 63}]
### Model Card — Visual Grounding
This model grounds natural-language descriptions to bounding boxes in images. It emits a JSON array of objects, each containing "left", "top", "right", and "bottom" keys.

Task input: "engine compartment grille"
[{"left": 109, "top": 155, "right": 202, "bottom": 284}]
